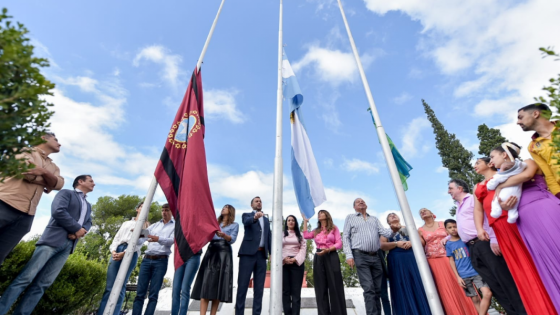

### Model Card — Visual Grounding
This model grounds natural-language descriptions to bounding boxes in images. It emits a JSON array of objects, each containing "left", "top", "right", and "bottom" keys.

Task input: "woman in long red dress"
[{"left": 473, "top": 157, "right": 556, "bottom": 315}]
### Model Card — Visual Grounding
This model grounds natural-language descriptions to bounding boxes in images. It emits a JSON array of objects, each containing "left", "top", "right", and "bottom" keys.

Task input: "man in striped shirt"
[{"left": 343, "top": 198, "right": 400, "bottom": 315}]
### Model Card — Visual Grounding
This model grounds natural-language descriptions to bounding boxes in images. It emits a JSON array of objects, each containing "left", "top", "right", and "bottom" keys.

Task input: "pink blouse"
[
  {"left": 282, "top": 230, "right": 307, "bottom": 266},
  {"left": 303, "top": 226, "right": 342, "bottom": 250},
  {"left": 418, "top": 221, "right": 448, "bottom": 259}
]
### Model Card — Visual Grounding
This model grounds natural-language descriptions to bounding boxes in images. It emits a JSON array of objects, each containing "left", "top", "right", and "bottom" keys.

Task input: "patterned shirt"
[{"left": 343, "top": 212, "right": 395, "bottom": 260}]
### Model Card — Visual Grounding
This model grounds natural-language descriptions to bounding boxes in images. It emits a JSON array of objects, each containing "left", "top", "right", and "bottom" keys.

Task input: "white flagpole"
[
  {"left": 335, "top": 1, "right": 445, "bottom": 314},
  {"left": 269, "top": 0, "right": 284, "bottom": 314},
  {"left": 102, "top": 1, "right": 227, "bottom": 314}
]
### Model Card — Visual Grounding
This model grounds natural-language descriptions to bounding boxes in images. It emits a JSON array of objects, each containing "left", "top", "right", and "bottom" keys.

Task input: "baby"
[{"left": 487, "top": 159, "right": 526, "bottom": 223}]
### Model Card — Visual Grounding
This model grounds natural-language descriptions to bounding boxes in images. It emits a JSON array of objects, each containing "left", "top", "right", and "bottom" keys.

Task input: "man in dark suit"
[
  {"left": 235, "top": 196, "right": 272, "bottom": 315},
  {"left": 0, "top": 175, "right": 94, "bottom": 315}
]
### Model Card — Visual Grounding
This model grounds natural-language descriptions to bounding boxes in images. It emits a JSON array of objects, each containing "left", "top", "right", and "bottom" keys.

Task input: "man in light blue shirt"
[{"left": 132, "top": 203, "right": 175, "bottom": 315}]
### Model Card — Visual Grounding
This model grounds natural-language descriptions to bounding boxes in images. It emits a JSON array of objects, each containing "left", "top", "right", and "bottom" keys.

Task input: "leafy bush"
[{"left": 0, "top": 239, "right": 106, "bottom": 315}]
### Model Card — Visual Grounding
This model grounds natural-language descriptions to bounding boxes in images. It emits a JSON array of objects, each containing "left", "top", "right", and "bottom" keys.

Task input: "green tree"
[
  {"left": 477, "top": 124, "right": 508, "bottom": 157},
  {"left": 75, "top": 195, "right": 162, "bottom": 264},
  {"left": 75, "top": 194, "right": 163, "bottom": 295},
  {"left": 0, "top": 238, "right": 106, "bottom": 315},
  {"left": 0, "top": 8, "right": 55, "bottom": 179},
  {"left": 535, "top": 47, "right": 560, "bottom": 168},
  {"left": 301, "top": 221, "right": 315, "bottom": 287},
  {"left": 338, "top": 250, "right": 359, "bottom": 287},
  {"left": 423, "top": 100, "right": 483, "bottom": 215}
]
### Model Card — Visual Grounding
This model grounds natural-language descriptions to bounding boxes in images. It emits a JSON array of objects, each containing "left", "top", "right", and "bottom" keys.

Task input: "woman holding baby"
[
  {"left": 487, "top": 142, "right": 560, "bottom": 311},
  {"left": 474, "top": 143, "right": 558, "bottom": 314}
]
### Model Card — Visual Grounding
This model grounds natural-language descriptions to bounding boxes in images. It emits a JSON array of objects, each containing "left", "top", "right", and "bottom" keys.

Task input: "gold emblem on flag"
[{"left": 168, "top": 110, "right": 201, "bottom": 149}]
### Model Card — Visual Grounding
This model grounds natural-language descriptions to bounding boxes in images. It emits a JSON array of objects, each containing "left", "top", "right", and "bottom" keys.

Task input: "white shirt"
[
  {"left": 74, "top": 188, "right": 88, "bottom": 226},
  {"left": 109, "top": 218, "right": 145, "bottom": 255},
  {"left": 252, "top": 210, "right": 265, "bottom": 247}
]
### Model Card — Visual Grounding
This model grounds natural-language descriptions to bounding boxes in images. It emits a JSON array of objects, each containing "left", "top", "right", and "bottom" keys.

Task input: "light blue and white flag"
[{"left": 283, "top": 49, "right": 326, "bottom": 219}]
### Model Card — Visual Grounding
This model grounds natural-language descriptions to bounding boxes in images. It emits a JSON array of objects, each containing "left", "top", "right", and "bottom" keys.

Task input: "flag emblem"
[{"left": 168, "top": 111, "right": 201, "bottom": 148}]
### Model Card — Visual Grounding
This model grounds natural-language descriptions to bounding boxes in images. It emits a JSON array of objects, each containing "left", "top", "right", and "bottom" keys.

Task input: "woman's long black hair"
[{"left": 284, "top": 215, "right": 303, "bottom": 243}]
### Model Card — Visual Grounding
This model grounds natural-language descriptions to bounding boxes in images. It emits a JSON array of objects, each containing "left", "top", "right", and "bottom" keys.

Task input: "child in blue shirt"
[{"left": 445, "top": 219, "right": 492, "bottom": 315}]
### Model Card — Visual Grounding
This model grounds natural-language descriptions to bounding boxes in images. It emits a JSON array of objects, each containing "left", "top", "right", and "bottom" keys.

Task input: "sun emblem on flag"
[{"left": 168, "top": 110, "right": 201, "bottom": 149}]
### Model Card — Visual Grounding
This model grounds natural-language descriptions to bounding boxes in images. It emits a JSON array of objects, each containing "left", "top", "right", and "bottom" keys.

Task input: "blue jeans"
[
  {"left": 0, "top": 239, "right": 73, "bottom": 315},
  {"left": 131, "top": 256, "right": 168, "bottom": 315},
  {"left": 97, "top": 244, "right": 139, "bottom": 315},
  {"left": 171, "top": 254, "right": 201, "bottom": 315}
]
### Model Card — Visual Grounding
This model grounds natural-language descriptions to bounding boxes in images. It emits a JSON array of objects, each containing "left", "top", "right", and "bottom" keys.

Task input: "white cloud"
[
  {"left": 30, "top": 38, "right": 59, "bottom": 69},
  {"left": 204, "top": 89, "right": 245, "bottom": 124},
  {"left": 44, "top": 73, "right": 163, "bottom": 200},
  {"left": 400, "top": 117, "right": 431, "bottom": 158},
  {"left": 362, "top": 0, "right": 560, "bottom": 141},
  {"left": 342, "top": 158, "right": 379, "bottom": 175},
  {"left": 133, "top": 45, "right": 183, "bottom": 87},
  {"left": 436, "top": 165, "right": 448, "bottom": 173},
  {"left": 293, "top": 46, "right": 378, "bottom": 86},
  {"left": 393, "top": 92, "right": 412, "bottom": 105},
  {"left": 207, "top": 165, "right": 379, "bottom": 221},
  {"left": 495, "top": 116, "right": 533, "bottom": 160},
  {"left": 57, "top": 76, "right": 99, "bottom": 93}
]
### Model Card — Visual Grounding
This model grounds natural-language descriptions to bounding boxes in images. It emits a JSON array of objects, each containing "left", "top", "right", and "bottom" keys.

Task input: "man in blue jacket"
[
  {"left": 235, "top": 196, "right": 271, "bottom": 315},
  {"left": 0, "top": 175, "right": 94, "bottom": 315}
]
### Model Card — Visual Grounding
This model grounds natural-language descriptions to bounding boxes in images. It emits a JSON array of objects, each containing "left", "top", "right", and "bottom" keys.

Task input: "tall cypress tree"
[
  {"left": 423, "top": 100, "right": 483, "bottom": 215},
  {"left": 477, "top": 124, "right": 508, "bottom": 157}
]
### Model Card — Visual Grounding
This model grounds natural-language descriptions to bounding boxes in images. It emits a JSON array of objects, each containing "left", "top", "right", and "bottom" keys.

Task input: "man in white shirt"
[{"left": 132, "top": 204, "right": 175, "bottom": 315}]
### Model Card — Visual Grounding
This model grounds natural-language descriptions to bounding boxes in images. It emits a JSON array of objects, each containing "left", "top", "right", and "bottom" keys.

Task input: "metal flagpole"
[
  {"left": 335, "top": 1, "right": 445, "bottom": 314},
  {"left": 269, "top": 0, "right": 284, "bottom": 314},
  {"left": 102, "top": 1, "right": 227, "bottom": 314}
]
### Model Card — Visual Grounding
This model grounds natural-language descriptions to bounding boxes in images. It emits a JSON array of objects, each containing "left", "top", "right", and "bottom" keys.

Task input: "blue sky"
[{"left": 8, "top": 0, "right": 560, "bottom": 240}]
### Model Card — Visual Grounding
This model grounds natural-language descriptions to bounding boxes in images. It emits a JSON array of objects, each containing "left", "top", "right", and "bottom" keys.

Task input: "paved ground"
[{"left": 141, "top": 287, "right": 501, "bottom": 314}]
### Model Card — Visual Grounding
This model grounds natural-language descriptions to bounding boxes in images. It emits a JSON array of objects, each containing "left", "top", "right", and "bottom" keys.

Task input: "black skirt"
[{"left": 191, "top": 239, "right": 234, "bottom": 302}]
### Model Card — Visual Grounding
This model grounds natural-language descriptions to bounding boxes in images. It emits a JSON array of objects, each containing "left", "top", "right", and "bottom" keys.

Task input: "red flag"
[{"left": 154, "top": 68, "right": 219, "bottom": 269}]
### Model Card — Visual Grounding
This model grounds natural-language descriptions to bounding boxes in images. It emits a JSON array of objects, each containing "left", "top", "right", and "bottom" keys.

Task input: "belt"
[
  {"left": 468, "top": 238, "right": 481, "bottom": 245},
  {"left": 257, "top": 247, "right": 265, "bottom": 251},
  {"left": 145, "top": 254, "right": 169, "bottom": 260},
  {"left": 353, "top": 249, "right": 377, "bottom": 256},
  {"left": 316, "top": 248, "right": 333, "bottom": 253}
]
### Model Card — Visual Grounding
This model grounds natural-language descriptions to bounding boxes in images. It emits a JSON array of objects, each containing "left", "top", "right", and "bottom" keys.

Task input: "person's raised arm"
[
  {"left": 242, "top": 213, "right": 256, "bottom": 226},
  {"left": 302, "top": 218, "right": 314, "bottom": 239}
]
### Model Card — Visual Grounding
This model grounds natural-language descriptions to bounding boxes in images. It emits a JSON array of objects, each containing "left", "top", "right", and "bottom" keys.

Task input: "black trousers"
[
  {"left": 378, "top": 251, "right": 391, "bottom": 315},
  {"left": 235, "top": 251, "right": 267, "bottom": 315},
  {"left": 313, "top": 251, "right": 347, "bottom": 315},
  {"left": 354, "top": 250, "right": 383, "bottom": 315},
  {"left": 282, "top": 262, "right": 305, "bottom": 315},
  {"left": 0, "top": 199, "right": 34, "bottom": 265},
  {"left": 469, "top": 240, "right": 527, "bottom": 315}
]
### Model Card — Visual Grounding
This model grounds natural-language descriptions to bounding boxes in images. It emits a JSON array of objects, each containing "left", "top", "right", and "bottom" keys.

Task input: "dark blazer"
[
  {"left": 238, "top": 212, "right": 271, "bottom": 256},
  {"left": 36, "top": 189, "right": 92, "bottom": 253}
]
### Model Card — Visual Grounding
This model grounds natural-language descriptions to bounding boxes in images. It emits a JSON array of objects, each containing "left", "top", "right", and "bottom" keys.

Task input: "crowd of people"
[{"left": 1, "top": 102, "right": 560, "bottom": 315}]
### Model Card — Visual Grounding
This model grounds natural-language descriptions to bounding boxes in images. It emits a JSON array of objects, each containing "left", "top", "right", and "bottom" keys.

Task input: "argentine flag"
[{"left": 283, "top": 49, "right": 326, "bottom": 219}]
